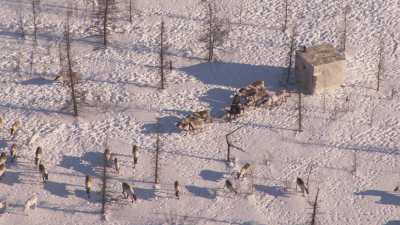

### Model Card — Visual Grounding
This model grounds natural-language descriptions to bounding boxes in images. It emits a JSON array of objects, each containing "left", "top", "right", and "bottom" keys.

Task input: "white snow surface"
[{"left": 0, "top": 0, "right": 399, "bottom": 224}]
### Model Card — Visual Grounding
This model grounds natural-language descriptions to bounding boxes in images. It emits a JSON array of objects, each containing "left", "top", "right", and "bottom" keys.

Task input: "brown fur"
[
  {"left": 0, "top": 164, "right": 5, "bottom": 179},
  {"left": 85, "top": 175, "right": 93, "bottom": 198},
  {"left": 10, "top": 121, "right": 20, "bottom": 136}
]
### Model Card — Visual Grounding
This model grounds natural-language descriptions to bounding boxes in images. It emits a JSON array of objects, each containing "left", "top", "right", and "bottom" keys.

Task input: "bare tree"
[
  {"left": 14, "top": 11, "right": 25, "bottom": 73},
  {"left": 62, "top": 7, "right": 79, "bottom": 117},
  {"left": 286, "top": 26, "right": 297, "bottom": 84},
  {"left": 95, "top": 0, "right": 117, "bottom": 48},
  {"left": 376, "top": 35, "right": 385, "bottom": 92},
  {"left": 306, "top": 162, "right": 315, "bottom": 187},
  {"left": 58, "top": 42, "right": 64, "bottom": 75},
  {"left": 310, "top": 188, "right": 320, "bottom": 225},
  {"left": 32, "top": 0, "right": 40, "bottom": 44},
  {"left": 30, "top": 47, "right": 35, "bottom": 76},
  {"left": 159, "top": 21, "right": 166, "bottom": 89},
  {"left": 154, "top": 119, "right": 161, "bottom": 186},
  {"left": 282, "top": 0, "right": 288, "bottom": 32},
  {"left": 17, "top": 11, "right": 26, "bottom": 41},
  {"left": 238, "top": 1, "right": 243, "bottom": 25},
  {"left": 103, "top": 0, "right": 110, "bottom": 47},
  {"left": 297, "top": 87, "right": 303, "bottom": 132},
  {"left": 129, "top": 0, "right": 133, "bottom": 23},
  {"left": 199, "top": 1, "right": 230, "bottom": 62},
  {"left": 225, "top": 126, "right": 244, "bottom": 162},
  {"left": 155, "top": 132, "right": 160, "bottom": 185},
  {"left": 340, "top": 6, "right": 351, "bottom": 52},
  {"left": 101, "top": 148, "right": 108, "bottom": 219}
]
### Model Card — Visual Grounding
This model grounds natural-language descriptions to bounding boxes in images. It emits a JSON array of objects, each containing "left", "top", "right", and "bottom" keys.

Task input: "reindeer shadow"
[
  {"left": 186, "top": 185, "right": 216, "bottom": 199},
  {"left": 385, "top": 221, "right": 400, "bottom": 225},
  {"left": 181, "top": 62, "right": 286, "bottom": 91},
  {"left": 200, "top": 169, "right": 225, "bottom": 182},
  {"left": 59, "top": 151, "right": 103, "bottom": 177},
  {"left": 81, "top": 151, "right": 104, "bottom": 168},
  {"left": 19, "top": 77, "right": 55, "bottom": 86},
  {"left": 0, "top": 140, "right": 7, "bottom": 149},
  {"left": 135, "top": 187, "right": 155, "bottom": 200},
  {"left": 44, "top": 181, "right": 70, "bottom": 198},
  {"left": 354, "top": 190, "right": 400, "bottom": 206},
  {"left": 0, "top": 170, "right": 21, "bottom": 186},
  {"left": 254, "top": 185, "right": 289, "bottom": 198},
  {"left": 74, "top": 190, "right": 100, "bottom": 203},
  {"left": 37, "top": 201, "right": 99, "bottom": 215}
]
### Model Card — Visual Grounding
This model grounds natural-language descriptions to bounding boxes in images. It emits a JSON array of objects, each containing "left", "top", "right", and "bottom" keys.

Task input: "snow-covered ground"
[{"left": 0, "top": 0, "right": 399, "bottom": 224}]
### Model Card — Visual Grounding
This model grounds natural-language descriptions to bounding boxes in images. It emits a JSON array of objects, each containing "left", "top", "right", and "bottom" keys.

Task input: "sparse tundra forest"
[{"left": 0, "top": 0, "right": 399, "bottom": 225}]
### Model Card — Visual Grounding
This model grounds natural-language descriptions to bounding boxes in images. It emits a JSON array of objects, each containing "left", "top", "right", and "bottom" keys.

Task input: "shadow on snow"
[
  {"left": 354, "top": 190, "right": 400, "bottom": 206},
  {"left": 181, "top": 62, "right": 286, "bottom": 91}
]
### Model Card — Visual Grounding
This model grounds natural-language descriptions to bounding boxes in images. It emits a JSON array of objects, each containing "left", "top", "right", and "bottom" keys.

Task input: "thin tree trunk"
[
  {"left": 238, "top": 2, "right": 243, "bottom": 25},
  {"left": 103, "top": 0, "right": 108, "bottom": 48},
  {"left": 286, "top": 26, "right": 296, "bottom": 84},
  {"left": 32, "top": 0, "right": 38, "bottom": 44},
  {"left": 18, "top": 12, "right": 25, "bottom": 41},
  {"left": 376, "top": 39, "right": 384, "bottom": 92},
  {"left": 282, "top": 0, "right": 288, "bottom": 32},
  {"left": 101, "top": 149, "right": 108, "bottom": 219},
  {"left": 343, "top": 10, "right": 347, "bottom": 52},
  {"left": 310, "top": 188, "right": 320, "bottom": 225},
  {"left": 66, "top": 10, "right": 78, "bottom": 117},
  {"left": 160, "top": 21, "right": 165, "bottom": 89},
  {"left": 155, "top": 132, "right": 160, "bottom": 185},
  {"left": 225, "top": 126, "right": 244, "bottom": 162},
  {"left": 129, "top": 0, "right": 132, "bottom": 23},
  {"left": 226, "top": 135, "right": 231, "bottom": 162},
  {"left": 298, "top": 90, "right": 302, "bottom": 132},
  {"left": 30, "top": 48, "right": 35, "bottom": 76},
  {"left": 208, "top": 3, "right": 213, "bottom": 62}
]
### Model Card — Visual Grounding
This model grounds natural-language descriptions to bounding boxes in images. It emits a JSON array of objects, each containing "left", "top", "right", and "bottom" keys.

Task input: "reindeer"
[
  {"left": 0, "top": 200, "right": 6, "bottom": 215},
  {"left": 177, "top": 116, "right": 206, "bottom": 132},
  {"left": 192, "top": 110, "right": 213, "bottom": 123},
  {"left": 114, "top": 157, "right": 120, "bottom": 175},
  {"left": 54, "top": 71, "right": 79, "bottom": 87},
  {"left": 0, "top": 164, "right": 5, "bottom": 180},
  {"left": 10, "top": 121, "right": 20, "bottom": 137},
  {"left": 23, "top": 194, "right": 38, "bottom": 214},
  {"left": 174, "top": 181, "right": 180, "bottom": 199},
  {"left": 35, "top": 147, "right": 42, "bottom": 166},
  {"left": 39, "top": 163, "right": 49, "bottom": 183},
  {"left": 85, "top": 175, "right": 93, "bottom": 199},
  {"left": 9, "top": 144, "right": 17, "bottom": 162},
  {"left": 177, "top": 110, "right": 213, "bottom": 132},
  {"left": 266, "top": 90, "right": 291, "bottom": 108},
  {"left": 0, "top": 116, "right": 3, "bottom": 129},
  {"left": 132, "top": 145, "right": 138, "bottom": 168},
  {"left": 104, "top": 148, "right": 112, "bottom": 165},
  {"left": 296, "top": 177, "right": 308, "bottom": 196},
  {"left": 226, "top": 94, "right": 244, "bottom": 120},
  {"left": 122, "top": 182, "right": 137, "bottom": 203},
  {"left": 225, "top": 179, "right": 238, "bottom": 194},
  {"left": 249, "top": 80, "right": 265, "bottom": 90},
  {"left": 237, "top": 163, "right": 251, "bottom": 179},
  {"left": 238, "top": 81, "right": 268, "bottom": 107},
  {"left": 0, "top": 152, "right": 6, "bottom": 165}
]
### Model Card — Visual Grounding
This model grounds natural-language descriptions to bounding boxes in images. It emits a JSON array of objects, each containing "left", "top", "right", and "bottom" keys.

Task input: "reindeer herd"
[
  {"left": 0, "top": 80, "right": 310, "bottom": 218},
  {"left": 177, "top": 80, "right": 291, "bottom": 132}
]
